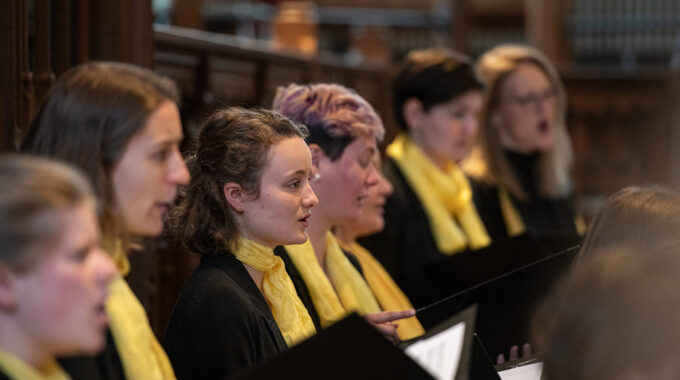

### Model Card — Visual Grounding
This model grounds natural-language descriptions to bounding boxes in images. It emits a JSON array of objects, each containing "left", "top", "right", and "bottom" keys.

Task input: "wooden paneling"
[
  {"left": 0, "top": 0, "right": 21, "bottom": 151},
  {"left": 565, "top": 69, "right": 676, "bottom": 206}
]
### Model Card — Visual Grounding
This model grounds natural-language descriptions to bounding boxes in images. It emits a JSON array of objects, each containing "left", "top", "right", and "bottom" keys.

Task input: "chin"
[{"left": 290, "top": 233, "right": 308, "bottom": 245}]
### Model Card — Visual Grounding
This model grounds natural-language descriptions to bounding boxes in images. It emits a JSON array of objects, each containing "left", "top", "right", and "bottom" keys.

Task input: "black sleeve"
[
  {"left": 163, "top": 284, "right": 258, "bottom": 380},
  {"left": 468, "top": 177, "right": 510, "bottom": 242}
]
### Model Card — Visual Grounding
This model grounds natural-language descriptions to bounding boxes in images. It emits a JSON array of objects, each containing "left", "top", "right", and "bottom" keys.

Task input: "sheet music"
[
  {"left": 498, "top": 362, "right": 543, "bottom": 380},
  {"left": 403, "top": 321, "right": 465, "bottom": 380}
]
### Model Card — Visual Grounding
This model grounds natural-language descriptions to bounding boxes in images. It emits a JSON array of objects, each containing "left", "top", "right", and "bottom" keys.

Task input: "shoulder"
[{"left": 171, "top": 254, "right": 258, "bottom": 324}]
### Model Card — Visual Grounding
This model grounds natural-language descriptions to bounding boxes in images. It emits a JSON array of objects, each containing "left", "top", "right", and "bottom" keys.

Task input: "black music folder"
[
  {"left": 231, "top": 313, "right": 434, "bottom": 380},
  {"left": 417, "top": 233, "right": 581, "bottom": 358}
]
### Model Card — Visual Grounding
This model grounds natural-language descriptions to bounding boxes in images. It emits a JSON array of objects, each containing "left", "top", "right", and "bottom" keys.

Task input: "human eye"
[
  {"left": 287, "top": 179, "right": 301, "bottom": 189},
  {"left": 68, "top": 247, "right": 90, "bottom": 263},
  {"left": 151, "top": 147, "right": 171, "bottom": 162}
]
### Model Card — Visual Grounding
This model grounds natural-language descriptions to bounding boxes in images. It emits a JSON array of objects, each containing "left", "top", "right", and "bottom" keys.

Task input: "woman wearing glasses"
[{"left": 468, "top": 44, "right": 583, "bottom": 240}]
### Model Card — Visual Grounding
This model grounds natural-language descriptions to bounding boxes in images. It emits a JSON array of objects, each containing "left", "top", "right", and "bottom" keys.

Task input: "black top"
[
  {"left": 163, "top": 252, "right": 287, "bottom": 380},
  {"left": 358, "top": 157, "right": 508, "bottom": 308},
  {"left": 58, "top": 326, "right": 126, "bottom": 380},
  {"left": 275, "top": 246, "right": 365, "bottom": 332},
  {"left": 501, "top": 151, "right": 579, "bottom": 238}
]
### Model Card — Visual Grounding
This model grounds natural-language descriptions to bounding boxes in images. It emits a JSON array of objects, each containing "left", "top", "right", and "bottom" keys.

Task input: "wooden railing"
[{"left": 153, "top": 25, "right": 396, "bottom": 143}]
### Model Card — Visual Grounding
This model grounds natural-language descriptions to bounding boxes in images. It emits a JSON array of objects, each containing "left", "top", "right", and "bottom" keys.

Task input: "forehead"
[
  {"left": 502, "top": 63, "right": 552, "bottom": 93},
  {"left": 262, "top": 137, "right": 311, "bottom": 176},
  {"left": 134, "top": 101, "right": 183, "bottom": 144}
]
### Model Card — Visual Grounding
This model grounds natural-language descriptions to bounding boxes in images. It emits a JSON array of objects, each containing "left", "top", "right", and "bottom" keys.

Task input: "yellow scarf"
[
  {"left": 105, "top": 242, "right": 176, "bottom": 380},
  {"left": 0, "top": 349, "right": 69, "bottom": 380},
  {"left": 498, "top": 187, "right": 526, "bottom": 237},
  {"left": 498, "top": 187, "right": 587, "bottom": 237},
  {"left": 284, "top": 232, "right": 381, "bottom": 328},
  {"left": 341, "top": 241, "right": 425, "bottom": 340},
  {"left": 387, "top": 133, "right": 491, "bottom": 254},
  {"left": 232, "top": 238, "right": 316, "bottom": 346}
]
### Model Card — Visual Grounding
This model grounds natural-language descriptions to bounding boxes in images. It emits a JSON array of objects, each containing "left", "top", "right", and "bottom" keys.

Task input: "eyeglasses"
[{"left": 506, "top": 88, "right": 557, "bottom": 109}]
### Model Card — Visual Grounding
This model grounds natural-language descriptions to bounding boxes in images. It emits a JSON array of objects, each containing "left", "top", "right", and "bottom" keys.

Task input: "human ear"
[
  {"left": 0, "top": 264, "right": 17, "bottom": 311},
  {"left": 223, "top": 182, "right": 245, "bottom": 213},
  {"left": 308, "top": 144, "right": 324, "bottom": 173},
  {"left": 403, "top": 98, "right": 425, "bottom": 132}
]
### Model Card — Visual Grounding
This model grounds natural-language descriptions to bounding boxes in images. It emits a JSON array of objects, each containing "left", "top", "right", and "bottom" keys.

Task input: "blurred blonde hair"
[{"left": 468, "top": 44, "right": 572, "bottom": 200}]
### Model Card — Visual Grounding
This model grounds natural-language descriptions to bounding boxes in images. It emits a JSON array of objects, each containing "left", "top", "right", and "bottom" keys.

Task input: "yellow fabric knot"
[
  {"left": 387, "top": 133, "right": 491, "bottom": 254},
  {"left": 284, "top": 232, "right": 381, "bottom": 328},
  {"left": 233, "top": 238, "right": 316, "bottom": 346}
]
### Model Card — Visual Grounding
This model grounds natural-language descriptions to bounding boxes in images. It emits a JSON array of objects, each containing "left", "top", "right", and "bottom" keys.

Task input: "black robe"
[
  {"left": 163, "top": 252, "right": 287, "bottom": 380},
  {"left": 358, "top": 157, "right": 507, "bottom": 308},
  {"left": 58, "top": 329, "right": 126, "bottom": 380},
  {"left": 498, "top": 151, "right": 580, "bottom": 238}
]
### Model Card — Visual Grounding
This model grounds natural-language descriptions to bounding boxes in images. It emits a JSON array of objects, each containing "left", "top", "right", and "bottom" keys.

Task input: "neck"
[
  {"left": 410, "top": 135, "right": 453, "bottom": 171},
  {"left": 306, "top": 212, "right": 332, "bottom": 271},
  {"left": 332, "top": 225, "right": 356, "bottom": 249},
  {"left": 0, "top": 317, "right": 51, "bottom": 371}
]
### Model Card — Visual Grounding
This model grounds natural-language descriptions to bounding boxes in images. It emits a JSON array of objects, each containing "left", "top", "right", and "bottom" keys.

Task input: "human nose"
[
  {"left": 302, "top": 181, "right": 318, "bottom": 208},
  {"left": 364, "top": 163, "right": 379, "bottom": 188},
  {"left": 378, "top": 172, "right": 393, "bottom": 197},
  {"left": 92, "top": 247, "right": 118, "bottom": 287},
  {"left": 168, "top": 149, "right": 190, "bottom": 185}
]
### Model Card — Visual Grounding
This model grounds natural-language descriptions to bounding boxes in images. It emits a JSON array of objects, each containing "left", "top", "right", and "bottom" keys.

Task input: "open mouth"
[
  {"left": 155, "top": 202, "right": 171, "bottom": 215},
  {"left": 538, "top": 120, "right": 550, "bottom": 134},
  {"left": 299, "top": 213, "right": 311, "bottom": 228}
]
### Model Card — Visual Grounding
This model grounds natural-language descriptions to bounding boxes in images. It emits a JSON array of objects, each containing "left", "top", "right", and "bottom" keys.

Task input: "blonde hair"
[
  {"left": 470, "top": 44, "right": 572, "bottom": 200},
  {"left": 0, "top": 154, "right": 96, "bottom": 273}
]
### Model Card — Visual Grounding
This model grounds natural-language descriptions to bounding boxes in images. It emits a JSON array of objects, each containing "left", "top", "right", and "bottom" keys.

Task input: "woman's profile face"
[
  {"left": 411, "top": 90, "right": 483, "bottom": 166},
  {"left": 239, "top": 137, "right": 318, "bottom": 247},
  {"left": 353, "top": 155, "right": 393, "bottom": 237},
  {"left": 492, "top": 62, "right": 557, "bottom": 154},
  {"left": 112, "top": 101, "right": 191, "bottom": 236},
  {"left": 13, "top": 201, "right": 116, "bottom": 356},
  {"left": 313, "top": 133, "right": 380, "bottom": 226}
]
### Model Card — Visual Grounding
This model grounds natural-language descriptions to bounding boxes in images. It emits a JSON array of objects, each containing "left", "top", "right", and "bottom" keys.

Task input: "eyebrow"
[{"left": 284, "top": 169, "right": 308, "bottom": 178}]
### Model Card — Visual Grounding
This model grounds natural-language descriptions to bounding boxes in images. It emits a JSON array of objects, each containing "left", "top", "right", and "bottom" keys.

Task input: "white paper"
[
  {"left": 404, "top": 321, "right": 466, "bottom": 380},
  {"left": 498, "top": 362, "right": 543, "bottom": 380}
]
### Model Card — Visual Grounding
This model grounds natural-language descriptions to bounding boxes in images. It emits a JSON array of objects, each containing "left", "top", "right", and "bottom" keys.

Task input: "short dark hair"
[
  {"left": 21, "top": 62, "right": 179, "bottom": 247},
  {"left": 392, "top": 48, "right": 483, "bottom": 132},
  {"left": 170, "top": 107, "right": 308, "bottom": 255}
]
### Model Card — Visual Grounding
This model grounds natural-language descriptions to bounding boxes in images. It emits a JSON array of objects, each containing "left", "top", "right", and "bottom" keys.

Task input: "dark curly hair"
[{"left": 170, "top": 107, "right": 308, "bottom": 255}]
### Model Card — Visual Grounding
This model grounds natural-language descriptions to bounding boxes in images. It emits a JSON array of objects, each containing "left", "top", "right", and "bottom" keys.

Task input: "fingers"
[
  {"left": 522, "top": 343, "right": 532, "bottom": 358},
  {"left": 364, "top": 309, "right": 415, "bottom": 324},
  {"left": 509, "top": 345, "right": 519, "bottom": 361},
  {"left": 372, "top": 322, "right": 400, "bottom": 344},
  {"left": 496, "top": 354, "right": 506, "bottom": 365}
]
